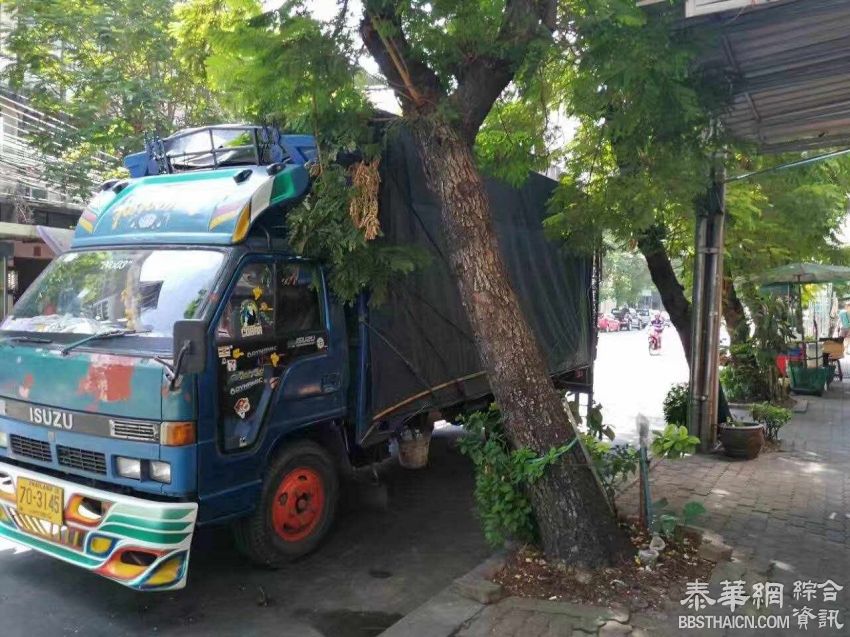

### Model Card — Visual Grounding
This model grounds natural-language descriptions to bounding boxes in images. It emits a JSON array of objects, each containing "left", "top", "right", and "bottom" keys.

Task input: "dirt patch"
[{"left": 492, "top": 526, "right": 713, "bottom": 612}]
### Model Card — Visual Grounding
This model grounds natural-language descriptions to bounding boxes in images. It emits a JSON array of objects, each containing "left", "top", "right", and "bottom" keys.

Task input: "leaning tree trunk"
[
  {"left": 410, "top": 117, "right": 630, "bottom": 566},
  {"left": 637, "top": 226, "right": 692, "bottom": 364}
]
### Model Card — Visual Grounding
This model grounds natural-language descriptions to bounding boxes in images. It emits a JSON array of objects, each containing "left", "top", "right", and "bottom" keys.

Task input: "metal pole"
[
  {"left": 688, "top": 156, "right": 726, "bottom": 450},
  {"left": 688, "top": 205, "right": 708, "bottom": 441},
  {"left": 704, "top": 162, "right": 726, "bottom": 447}
]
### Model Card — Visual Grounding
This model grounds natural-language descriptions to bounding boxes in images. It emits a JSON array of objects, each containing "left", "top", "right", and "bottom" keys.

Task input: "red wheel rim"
[{"left": 271, "top": 467, "right": 325, "bottom": 542}]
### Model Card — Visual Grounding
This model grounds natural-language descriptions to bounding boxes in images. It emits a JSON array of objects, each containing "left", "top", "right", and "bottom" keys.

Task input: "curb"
[
  {"left": 449, "top": 551, "right": 509, "bottom": 604},
  {"left": 377, "top": 550, "right": 509, "bottom": 637},
  {"left": 379, "top": 527, "right": 735, "bottom": 637}
]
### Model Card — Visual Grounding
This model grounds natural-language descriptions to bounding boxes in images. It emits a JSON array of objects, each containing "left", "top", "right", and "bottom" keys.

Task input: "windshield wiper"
[
  {"left": 1, "top": 335, "right": 54, "bottom": 345},
  {"left": 61, "top": 329, "right": 149, "bottom": 356}
]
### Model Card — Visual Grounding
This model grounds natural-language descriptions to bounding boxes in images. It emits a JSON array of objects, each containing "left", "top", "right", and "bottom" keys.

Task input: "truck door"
[{"left": 197, "top": 256, "right": 345, "bottom": 521}]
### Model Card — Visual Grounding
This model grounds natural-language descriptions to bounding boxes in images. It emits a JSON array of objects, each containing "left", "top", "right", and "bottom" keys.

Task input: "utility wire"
[{"left": 725, "top": 147, "right": 850, "bottom": 183}]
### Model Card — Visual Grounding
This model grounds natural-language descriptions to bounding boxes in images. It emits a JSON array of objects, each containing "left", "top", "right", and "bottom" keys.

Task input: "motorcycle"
[{"left": 648, "top": 324, "right": 663, "bottom": 355}]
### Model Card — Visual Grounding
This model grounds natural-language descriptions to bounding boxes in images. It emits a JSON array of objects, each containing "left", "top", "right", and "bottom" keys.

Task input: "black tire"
[{"left": 233, "top": 440, "right": 338, "bottom": 568}]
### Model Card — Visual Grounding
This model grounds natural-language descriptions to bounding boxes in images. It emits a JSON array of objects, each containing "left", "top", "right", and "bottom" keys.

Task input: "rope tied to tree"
[{"left": 349, "top": 158, "right": 381, "bottom": 240}]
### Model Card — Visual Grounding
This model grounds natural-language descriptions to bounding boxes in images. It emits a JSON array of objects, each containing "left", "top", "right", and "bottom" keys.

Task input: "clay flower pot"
[{"left": 718, "top": 421, "right": 765, "bottom": 459}]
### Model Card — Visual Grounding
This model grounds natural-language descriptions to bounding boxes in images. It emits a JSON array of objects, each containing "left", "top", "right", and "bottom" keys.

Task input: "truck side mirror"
[{"left": 173, "top": 319, "right": 208, "bottom": 375}]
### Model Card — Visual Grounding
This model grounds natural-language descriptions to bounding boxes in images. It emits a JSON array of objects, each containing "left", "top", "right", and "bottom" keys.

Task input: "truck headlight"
[
  {"left": 149, "top": 461, "right": 172, "bottom": 484},
  {"left": 116, "top": 457, "right": 142, "bottom": 480},
  {"left": 0, "top": 432, "right": 7, "bottom": 448}
]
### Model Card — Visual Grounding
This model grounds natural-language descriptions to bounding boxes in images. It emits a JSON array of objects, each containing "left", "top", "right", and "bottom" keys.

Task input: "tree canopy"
[
  {"left": 601, "top": 249, "right": 654, "bottom": 308},
  {"left": 725, "top": 156, "right": 850, "bottom": 282},
  {"left": 3, "top": 0, "right": 222, "bottom": 197}
]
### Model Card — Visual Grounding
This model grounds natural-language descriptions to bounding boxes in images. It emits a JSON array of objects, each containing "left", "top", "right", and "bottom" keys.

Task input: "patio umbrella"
[
  {"left": 752, "top": 263, "right": 850, "bottom": 285},
  {"left": 752, "top": 263, "right": 850, "bottom": 365}
]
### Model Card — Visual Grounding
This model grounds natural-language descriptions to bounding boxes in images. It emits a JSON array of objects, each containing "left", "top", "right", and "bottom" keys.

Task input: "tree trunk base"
[{"left": 409, "top": 117, "right": 631, "bottom": 566}]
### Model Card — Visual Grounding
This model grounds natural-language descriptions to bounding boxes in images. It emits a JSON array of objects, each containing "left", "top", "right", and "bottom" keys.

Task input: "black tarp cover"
[{"left": 366, "top": 130, "right": 592, "bottom": 425}]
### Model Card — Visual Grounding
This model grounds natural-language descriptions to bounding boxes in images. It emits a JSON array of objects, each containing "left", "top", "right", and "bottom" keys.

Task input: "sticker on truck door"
[{"left": 214, "top": 261, "right": 330, "bottom": 452}]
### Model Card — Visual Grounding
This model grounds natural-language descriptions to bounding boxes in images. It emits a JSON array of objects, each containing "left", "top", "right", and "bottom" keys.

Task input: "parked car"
[
  {"left": 626, "top": 308, "right": 647, "bottom": 330},
  {"left": 610, "top": 307, "right": 628, "bottom": 331},
  {"left": 612, "top": 307, "right": 642, "bottom": 331},
  {"left": 597, "top": 312, "right": 620, "bottom": 332},
  {"left": 636, "top": 309, "right": 650, "bottom": 328}
]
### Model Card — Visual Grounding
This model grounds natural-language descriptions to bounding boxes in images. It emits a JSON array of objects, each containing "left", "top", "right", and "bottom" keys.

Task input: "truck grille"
[
  {"left": 110, "top": 419, "right": 159, "bottom": 443},
  {"left": 10, "top": 435, "right": 52, "bottom": 462},
  {"left": 57, "top": 445, "right": 107, "bottom": 475}
]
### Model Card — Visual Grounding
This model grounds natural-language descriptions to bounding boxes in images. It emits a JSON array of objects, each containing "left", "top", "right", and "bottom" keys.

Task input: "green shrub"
[
  {"left": 662, "top": 383, "right": 689, "bottom": 426},
  {"left": 456, "top": 404, "right": 574, "bottom": 547},
  {"left": 581, "top": 434, "right": 639, "bottom": 509},
  {"left": 651, "top": 424, "right": 700, "bottom": 459},
  {"left": 750, "top": 402, "right": 791, "bottom": 441},
  {"left": 721, "top": 342, "right": 774, "bottom": 402}
]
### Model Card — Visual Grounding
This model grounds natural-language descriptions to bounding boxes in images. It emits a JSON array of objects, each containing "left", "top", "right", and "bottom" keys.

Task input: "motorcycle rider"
[{"left": 649, "top": 311, "right": 665, "bottom": 349}]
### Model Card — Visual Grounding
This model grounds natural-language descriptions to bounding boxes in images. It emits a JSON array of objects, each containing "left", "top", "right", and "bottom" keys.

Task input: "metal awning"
[
  {"left": 0, "top": 222, "right": 74, "bottom": 255},
  {"left": 690, "top": 0, "right": 850, "bottom": 153}
]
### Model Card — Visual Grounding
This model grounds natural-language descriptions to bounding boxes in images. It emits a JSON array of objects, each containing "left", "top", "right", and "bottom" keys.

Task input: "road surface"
[
  {"left": 593, "top": 325, "right": 689, "bottom": 446},
  {"left": 0, "top": 431, "right": 488, "bottom": 637}
]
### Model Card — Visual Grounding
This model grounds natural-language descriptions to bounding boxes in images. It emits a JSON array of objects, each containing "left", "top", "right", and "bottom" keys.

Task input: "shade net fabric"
[{"left": 366, "top": 129, "right": 593, "bottom": 423}]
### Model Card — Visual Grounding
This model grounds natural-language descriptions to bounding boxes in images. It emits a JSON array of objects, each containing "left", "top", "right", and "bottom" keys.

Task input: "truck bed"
[{"left": 361, "top": 129, "right": 593, "bottom": 435}]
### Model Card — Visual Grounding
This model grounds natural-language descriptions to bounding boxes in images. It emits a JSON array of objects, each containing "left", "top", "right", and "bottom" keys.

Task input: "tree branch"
[
  {"left": 359, "top": 2, "right": 443, "bottom": 113},
  {"left": 450, "top": 0, "right": 556, "bottom": 145},
  {"left": 330, "top": 0, "right": 350, "bottom": 41}
]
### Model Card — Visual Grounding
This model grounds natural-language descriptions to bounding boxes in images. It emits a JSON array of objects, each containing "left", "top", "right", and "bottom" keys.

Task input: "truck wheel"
[{"left": 233, "top": 440, "right": 338, "bottom": 568}]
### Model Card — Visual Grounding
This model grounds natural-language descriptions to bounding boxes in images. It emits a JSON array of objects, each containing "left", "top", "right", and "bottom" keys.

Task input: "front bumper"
[{"left": 0, "top": 461, "right": 197, "bottom": 591}]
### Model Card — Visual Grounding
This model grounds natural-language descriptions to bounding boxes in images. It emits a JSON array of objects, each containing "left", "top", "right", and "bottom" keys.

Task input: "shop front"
[{"left": 0, "top": 222, "right": 73, "bottom": 319}]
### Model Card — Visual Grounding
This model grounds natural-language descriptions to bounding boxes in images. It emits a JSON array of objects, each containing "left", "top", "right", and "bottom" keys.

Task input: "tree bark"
[
  {"left": 360, "top": 0, "right": 630, "bottom": 566},
  {"left": 721, "top": 271, "right": 748, "bottom": 345},
  {"left": 637, "top": 226, "right": 692, "bottom": 364},
  {"left": 409, "top": 117, "right": 630, "bottom": 566}
]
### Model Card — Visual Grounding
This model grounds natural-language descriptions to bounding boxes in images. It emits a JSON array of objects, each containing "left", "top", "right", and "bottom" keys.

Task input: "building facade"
[{"left": 0, "top": 6, "right": 113, "bottom": 317}]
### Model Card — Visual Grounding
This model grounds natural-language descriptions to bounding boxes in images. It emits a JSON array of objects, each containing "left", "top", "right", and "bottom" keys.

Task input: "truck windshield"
[{"left": 1, "top": 249, "right": 225, "bottom": 340}]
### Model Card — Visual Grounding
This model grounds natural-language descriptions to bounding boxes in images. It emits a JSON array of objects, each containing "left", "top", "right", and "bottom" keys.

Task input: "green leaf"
[{"left": 682, "top": 501, "right": 706, "bottom": 519}]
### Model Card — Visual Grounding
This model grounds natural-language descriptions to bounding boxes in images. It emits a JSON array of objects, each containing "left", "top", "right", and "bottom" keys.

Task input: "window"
[
  {"left": 215, "top": 261, "right": 323, "bottom": 343},
  {"left": 2, "top": 249, "right": 224, "bottom": 338},
  {"left": 276, "top": 263, "right": 322, "bottom": 334},
  {"left": 216, "top": 262, "right": 275, "bottom": 341}
]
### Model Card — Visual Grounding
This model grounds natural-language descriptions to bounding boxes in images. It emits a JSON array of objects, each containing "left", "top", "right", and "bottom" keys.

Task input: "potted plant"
[
  {"left": 750, "top": 402, "right": 791, "bottom": 443},
  {"left": 718, "top": 418, "right": 765, "bottom": 459}
]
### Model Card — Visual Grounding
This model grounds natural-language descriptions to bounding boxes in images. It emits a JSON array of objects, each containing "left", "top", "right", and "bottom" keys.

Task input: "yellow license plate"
[{"left": 16, "top": 477, "right": 64, "bottom": 526}]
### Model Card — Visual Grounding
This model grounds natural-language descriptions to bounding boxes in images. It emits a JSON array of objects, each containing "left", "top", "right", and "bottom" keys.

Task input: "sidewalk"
[
  {"left": 617, "top": 381, "right": 850, "bottom": 634},
  {"left": 381, "top": 381, "right": 850, "bottom": 636}
]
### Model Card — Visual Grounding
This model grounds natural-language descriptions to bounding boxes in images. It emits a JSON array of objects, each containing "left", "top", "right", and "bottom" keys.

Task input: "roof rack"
[{"left": 124, "top": 125, "right": 317, "bottom": 178}]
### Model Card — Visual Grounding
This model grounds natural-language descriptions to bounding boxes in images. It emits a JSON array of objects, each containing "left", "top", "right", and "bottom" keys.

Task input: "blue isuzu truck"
[{"left": 0, "top": 125, "right": 593, "bottom": 590}]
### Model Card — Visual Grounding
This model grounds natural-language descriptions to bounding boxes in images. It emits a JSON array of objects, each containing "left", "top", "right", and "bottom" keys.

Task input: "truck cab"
[{"left": 0, "top": 126, "right": 353, "bottom": 589}]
